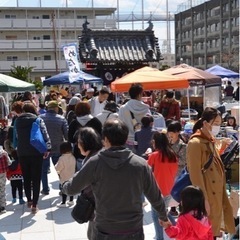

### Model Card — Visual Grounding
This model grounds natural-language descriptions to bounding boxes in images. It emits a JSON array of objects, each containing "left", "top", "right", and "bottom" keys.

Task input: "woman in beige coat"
[{"left": 187, "top": 107, "right": 235, "bottom": 238}]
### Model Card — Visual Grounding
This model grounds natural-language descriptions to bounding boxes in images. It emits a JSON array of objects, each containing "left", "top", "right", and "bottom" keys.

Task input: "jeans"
[
  {"left": 151, "top": 195, "right": 176, "bottom": 240},
  {"left": 41, "top": 153, "right": 60, "bottom": 193}
]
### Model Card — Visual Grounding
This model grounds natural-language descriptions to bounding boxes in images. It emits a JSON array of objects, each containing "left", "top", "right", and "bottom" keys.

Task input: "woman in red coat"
[{"left": 147, "top": 131, "right": 178, "bottom": 240}]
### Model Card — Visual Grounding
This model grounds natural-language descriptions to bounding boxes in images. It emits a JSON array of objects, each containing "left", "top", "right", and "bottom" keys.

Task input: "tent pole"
[{"left": 187, "top": 87, "right": 191, "bottom": 120}]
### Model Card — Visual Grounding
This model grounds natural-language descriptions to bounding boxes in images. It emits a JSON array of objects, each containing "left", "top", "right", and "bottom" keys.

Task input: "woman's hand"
[
  {"left": 43, "top": 151, "right": 50, "bottom": 159},
  {"left": 205, "top": 199, "right": 210, "bottom": 216}
]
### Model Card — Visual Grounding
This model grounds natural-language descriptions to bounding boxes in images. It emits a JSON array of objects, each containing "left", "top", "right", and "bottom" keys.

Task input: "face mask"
[{"left": 211, "top": 125, "right": 220, "bottom": 136}]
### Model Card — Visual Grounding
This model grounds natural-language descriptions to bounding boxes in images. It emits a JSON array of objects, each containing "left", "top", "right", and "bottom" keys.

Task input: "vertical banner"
[{"left": 63, "top": 43, "right": 81, "bottom": 83}]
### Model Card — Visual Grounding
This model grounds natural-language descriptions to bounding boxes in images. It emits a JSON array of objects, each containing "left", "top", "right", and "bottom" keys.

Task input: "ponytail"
[{"left": 192, "top": 118, "right": 203, "bottom": 134}]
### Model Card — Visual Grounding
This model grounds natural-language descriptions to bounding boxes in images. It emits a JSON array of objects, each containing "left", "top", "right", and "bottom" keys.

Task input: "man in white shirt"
[{"left": 88, "top": 86, "right": 110, "bottom": 117}]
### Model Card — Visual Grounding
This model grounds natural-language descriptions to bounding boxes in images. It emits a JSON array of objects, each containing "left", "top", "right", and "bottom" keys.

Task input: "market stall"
[{"left": 163, "top": 64, "right": 222, "bottom": 115}]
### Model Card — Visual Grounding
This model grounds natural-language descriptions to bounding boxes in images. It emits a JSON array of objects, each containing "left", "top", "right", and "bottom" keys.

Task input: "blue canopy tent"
[
  {"left": 205, "top": 65, "right": 239, "bottom": 78},
  {"left": 43, "top": 71, "right": 102, "bottom": 86}
]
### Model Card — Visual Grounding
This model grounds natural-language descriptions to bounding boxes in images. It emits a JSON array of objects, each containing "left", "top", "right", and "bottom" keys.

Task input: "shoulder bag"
[
  {"left": 30, "top": 118, "right": 47, "bottom": 153},
  {"left": 71, "top": 193, "right": 95, "bottom": 224},
  {"left": 171, "top": 152, "right": 214, "bottom": 203}
]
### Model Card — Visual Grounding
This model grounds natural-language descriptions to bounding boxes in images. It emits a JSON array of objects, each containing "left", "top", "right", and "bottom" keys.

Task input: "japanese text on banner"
[{"left": 63, "top": 43, "right": 81, "bottom": 83}]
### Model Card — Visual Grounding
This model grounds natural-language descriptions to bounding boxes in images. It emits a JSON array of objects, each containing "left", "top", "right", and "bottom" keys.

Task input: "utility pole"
[{"left": 51, "top": 12, "right": 59, "bottom": 73}]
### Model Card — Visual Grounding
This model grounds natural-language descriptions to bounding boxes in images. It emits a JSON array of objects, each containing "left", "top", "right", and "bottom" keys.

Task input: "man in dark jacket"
[
  {"left": 40, "top": 100, "right": 68, "bottom": 195},
  {"left": 63, "top": 119, "right": 170, "bottom": 239}
]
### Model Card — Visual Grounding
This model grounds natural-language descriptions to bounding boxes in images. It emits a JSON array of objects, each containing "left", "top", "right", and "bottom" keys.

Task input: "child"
[
  {"left": 7, "top": 150, "right": 25, "bottom": 205},
  {"left": 55, "top": 142, "right": 76, "bottom": 207},
  {"left": 164, "top": 185, "right": 214, "bottom": 240},
  {"left": 0, "top": 146, "right": 12, "bottom": 214}
]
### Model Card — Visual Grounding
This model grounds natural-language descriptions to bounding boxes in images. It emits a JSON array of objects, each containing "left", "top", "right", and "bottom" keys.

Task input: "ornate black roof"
[{"left": 78, "top": 22, "right": 163, "bottom": 64}]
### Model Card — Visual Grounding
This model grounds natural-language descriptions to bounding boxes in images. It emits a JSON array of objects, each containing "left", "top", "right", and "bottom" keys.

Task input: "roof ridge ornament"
[
  {"left": 82, "top": 18, "right": 91, "bottom": 32},
  {"left": 145, "top": 19, "right": 153, "bottom": 31}
]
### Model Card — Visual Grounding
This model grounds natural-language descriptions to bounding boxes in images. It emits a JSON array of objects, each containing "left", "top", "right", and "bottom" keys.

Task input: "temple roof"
[{"left": 78, "top": 27, "right": 162, "bottom": 64}]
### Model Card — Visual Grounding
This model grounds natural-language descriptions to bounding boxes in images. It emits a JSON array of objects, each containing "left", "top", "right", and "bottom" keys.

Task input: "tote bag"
[
  {"left": 171, "top": 153, "right": 214, "bottom": 203},
  {"left": 30, "top": 118, "right": 47, "bottom": 153}
]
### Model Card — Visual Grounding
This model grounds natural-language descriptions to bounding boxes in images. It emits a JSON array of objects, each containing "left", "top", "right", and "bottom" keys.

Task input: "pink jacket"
[{"left": 165, "top": 213, "right": 214, "bottom": 240}]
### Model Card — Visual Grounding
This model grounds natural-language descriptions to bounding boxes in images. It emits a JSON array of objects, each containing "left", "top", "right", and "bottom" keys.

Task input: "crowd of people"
[{"left": 0, "top": 83, "right": 238, "bottom": 240}]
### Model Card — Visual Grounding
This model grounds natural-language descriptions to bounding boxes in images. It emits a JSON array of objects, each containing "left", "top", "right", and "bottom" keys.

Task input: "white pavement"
[{"left": 0, "top": 163, "right": 172, "bottom": 240}]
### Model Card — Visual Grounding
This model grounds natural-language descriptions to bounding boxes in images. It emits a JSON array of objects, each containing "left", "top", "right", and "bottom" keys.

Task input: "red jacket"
[
  {"left": 165, "top": 213, "right": 214, "bottom": 240},
  {"left": 6, "top": 164, "right": 23, "bottom": 180},
  {"left": 147, "top": 151, "right": 178, "bottom": 196},
  {"left": 158, "top": 99, "right": 180, "bottom": 120}
]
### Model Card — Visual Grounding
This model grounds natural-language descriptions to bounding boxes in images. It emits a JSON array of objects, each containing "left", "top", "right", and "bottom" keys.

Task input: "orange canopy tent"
[{"left": 110, "top": 66, "right": 189, "bottom": 92}]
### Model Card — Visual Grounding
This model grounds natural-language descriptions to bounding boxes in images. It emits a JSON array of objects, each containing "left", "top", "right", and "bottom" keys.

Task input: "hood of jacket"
[
  {"left": 184, "top": 214, "right": 212, "bottom": 239},
  {"left": 98, "top": 146, "right": 134, "bottom": 170},
  {"left": 124, "top": 99, "right": 150, "bottom": 115},
  {"left": 76, "top": 114, "right": 93, "bottom": 126}
]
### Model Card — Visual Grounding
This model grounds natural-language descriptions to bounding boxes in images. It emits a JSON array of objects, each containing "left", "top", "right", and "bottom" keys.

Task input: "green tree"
[{"left": 9, "top": 65, "right": 43, "bottom": 91}]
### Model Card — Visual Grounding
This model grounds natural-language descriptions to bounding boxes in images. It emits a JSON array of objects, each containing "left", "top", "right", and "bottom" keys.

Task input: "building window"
[
  {"left": 6, "top": 35, "right": 17, "bottom": 40},
  {"left": 223, "top": 3, "right": 229, "bottom": 11},
  {"left": 5, "top": 15, "right": 16, "bottom": 19},
  {"left": 207, "top": 56, "right": 213, "bottom": 64},
  {"left": 33, "top": 36, "right": 41, "bottom": 40},
  {"left": 34, "top": 57, "right": 41, "bottom": 61},
  {"left": 43, "top": 35, "right": 51, "bottom": 40},
  {"left": 7, "top": 56, "right": 18, "bottom": 61},
  {"left": 32, "top": 16, "right": 40, "bottom": 19},
  {"left": 77, "top": 15, "right": 87, "bottom": 19},
  {"left": 44, "top": 55, "right": 51, "bottom": 60},
  {"left": 42, "top": 15, "right": 50, "bottom": 19}
]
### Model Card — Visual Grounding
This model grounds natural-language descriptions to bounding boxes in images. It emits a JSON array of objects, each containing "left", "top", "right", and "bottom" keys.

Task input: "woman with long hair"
[
  {"left": 187, "top": 107, "right": 235, "bottom": 238},
  {"left": 147, "top": 131, "right": 178, "bottom": 240},
  {"left": 15, "top": 103, "right": 51, "bottom": 214}
]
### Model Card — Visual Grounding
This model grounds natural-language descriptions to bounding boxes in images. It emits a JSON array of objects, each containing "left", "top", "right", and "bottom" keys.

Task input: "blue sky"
[{"left": 0, "top": 0, "right": 190, "bottom": 53}]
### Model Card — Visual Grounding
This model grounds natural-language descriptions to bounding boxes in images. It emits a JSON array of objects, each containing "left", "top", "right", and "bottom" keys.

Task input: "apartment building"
[
  {"left": 175, "top": 0, "right": 239, "bottom": 70},
  {"left": 0, "top": 7, "right": 116, "bottom": 80}
]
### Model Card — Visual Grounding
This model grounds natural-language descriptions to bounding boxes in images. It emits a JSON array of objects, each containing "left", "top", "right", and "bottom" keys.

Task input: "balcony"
[
  {"left": 0, "top": 39, "right": 79, "bottom": 50},
  {"left": 0, "top": 60, "right": 68, "bottom": 72},
  {"left": 0, "top": 18, "right": 116, "bottom": 30}
]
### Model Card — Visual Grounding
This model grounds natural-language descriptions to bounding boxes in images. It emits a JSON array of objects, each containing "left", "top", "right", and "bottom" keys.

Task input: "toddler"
[
  {"left": 164, "top": 185, "right": 213, "bottom": 240},
  {"left": 0, "top": 146, "right": 12, "bottom": 214},
  {"left": 7, "top": 150, "right": 25, "bottom": 205},
  {"left": 55, "top": 142, "right": 76, "bottom": 207}
]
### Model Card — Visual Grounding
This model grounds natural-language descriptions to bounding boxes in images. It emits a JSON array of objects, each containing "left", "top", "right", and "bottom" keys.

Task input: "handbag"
[
  {"left": 171, "top": 153, "right": 214, "bottom": 203},
  {"left": 71, "top": 193, "right": 95, "bottom": 224},
  {"left": 30, "top": 118, "right": 47, "bottom": 153}
]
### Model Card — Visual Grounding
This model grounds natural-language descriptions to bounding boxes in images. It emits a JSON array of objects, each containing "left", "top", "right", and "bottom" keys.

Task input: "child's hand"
[{"left": 159, "top": 219, "right": 172, "bottom": 228}]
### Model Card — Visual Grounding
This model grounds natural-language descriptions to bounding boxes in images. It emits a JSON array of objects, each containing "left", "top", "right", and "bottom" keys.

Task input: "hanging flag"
[{"left": 63, "top": 43, "right": 81, "bottom": 83}]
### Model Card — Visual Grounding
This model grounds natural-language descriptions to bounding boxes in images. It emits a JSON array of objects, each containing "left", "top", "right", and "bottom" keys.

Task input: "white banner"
[{"left": 63, "top": 43, "right": 81, "bottom": 83}]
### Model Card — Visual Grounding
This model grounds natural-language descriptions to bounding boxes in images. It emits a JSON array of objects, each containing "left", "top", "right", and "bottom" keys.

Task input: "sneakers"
[
  {"left": 41, "top": 190, "right": 49, "bottom": 195},
  {"left": 0, "top": 207, "right": 6, "bottom": 214},
  {"left": 19, "top": 199, "right": 25, "bottom": 205},
  {"left": 67, "top": 201, "right": 74, "bottom": 206},
  {"left": 12, "top": 198, "right": 17, "bottom": 203},
  {"left": 57, "top": 203, "right": 67, "bottom": 208}
]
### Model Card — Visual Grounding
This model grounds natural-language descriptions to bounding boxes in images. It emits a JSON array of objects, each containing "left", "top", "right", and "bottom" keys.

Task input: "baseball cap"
[
  {"left": 47, "top": 100, "right": 59, "bottom": 109},
  {"left": 86, "top": 88, "right": 94, "bottom": 93},
  {"left": 69, "top": 96, "right": 81, "bottom": 106}
]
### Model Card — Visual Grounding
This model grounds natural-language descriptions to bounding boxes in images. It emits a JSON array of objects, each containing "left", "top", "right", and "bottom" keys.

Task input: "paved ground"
[
  {"left": 0, "top": 163, "right": 167, "bottom": 240},
  {"left": 0, "top": 162, "right": 234, "bottom": 240}
]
